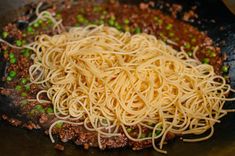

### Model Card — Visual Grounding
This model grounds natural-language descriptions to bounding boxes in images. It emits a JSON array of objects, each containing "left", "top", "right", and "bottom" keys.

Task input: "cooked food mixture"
[{"left": 0, "top": 0, "right": 233, "bottom": 154}]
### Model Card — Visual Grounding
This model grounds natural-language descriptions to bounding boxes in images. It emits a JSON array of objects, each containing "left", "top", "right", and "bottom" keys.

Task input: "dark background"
[{"left": 0, "top": 0, "right": 235, "bottom": 156}]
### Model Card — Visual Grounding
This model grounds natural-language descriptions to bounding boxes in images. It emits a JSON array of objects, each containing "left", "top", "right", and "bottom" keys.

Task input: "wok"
[{"left": 0, "top": 0, "right": 235, "bottom": 156}]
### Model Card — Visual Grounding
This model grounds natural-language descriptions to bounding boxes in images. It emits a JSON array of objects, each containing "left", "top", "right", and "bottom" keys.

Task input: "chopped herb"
[
  {"left": 2, "top": 31, "right": 8, "bottom": 38},
  {"left": 15, "top": 40, "right": 22, "bottom": 47},
  {"left": 25, "top": 85, "right": 30, "bottom": 91},
  {"left": 21, "top": 92, "right": 27, "bottom": 97},
  {"left": 108, "top": 19, "right": 115, "bottom": 26},
  {"left": 155, "top": 130, "right": 161, "bottom": 136},
  {"left": 191, "top": 38, "right": 196, "bottom": 43},
  {"left": 127, "top": 128, "right": 132, "bottom": 133},
  {"left": 55, "top": 122, "right": 63, "bottom": 128},
  {"left": 38, "top": 19, "right": 43, "bottom": 24},
  {"left": 46, "top": 107, "right": 53, "bottom": 114},
  {"left": 76, "top": 14, "right": 86, "bottom": 23},
  {"left": 166, "top": 23, "right": 173, "bottom": 30},
  {"left": 6, "top": 76, "right": 12, "bottom": 81},
  {"left": 15, "top": 85, "right": 22, "bottom": 91},
  {"left": 21, "top": 49, "right": 30, "bottom": 57},
  {"left": 202, "top": 58, "right": 210, "bottom": 64},
  {"left": 33, "top": 22, "right": 39, "bottom": 28},
  {"left": 20, "top": 99, "right": 28, "bottom": 106},
  {"left": 9, "top": 71, "right": 16, "bottom": 78},
  {"left": 21, "top": 78, "right": 27, "bottom": 84},
  {"left": 187, "top": 51, "right": 193, "bottom": 57},
  {"left": 140, "top": 133, "right": 146, "bottom": 138},
  {"left": 34, "top": 105, "right": 43, "bottom": 110},
  {"left": 209, "top": 51, "right": 216, "bottom": 58},
  {"left": 10, "top": 58, "right": 17, "bottom": 64},
  {"left": 9, "top": 53, "right": 15, "bottom": 59},
  {"left": 93, "top": 6, "right": 102, "bottom": 12},
  {"left": 222, "top": 65, "right": 229, "bottom": 73},
  {"left": 184, "top": 42, "right": 191, "bottom": 49},
  {"left": 124, "top": 19, "right": 130, "bottom": 24},
  {"left": 115, "top": 22, "right": 122, "bottom": 30},
  {"left": 148, "top": 132, "right": 153, "bottom": 137},
  {"left": 27, "top": 26, "right": 34, "bottom": 33},
  {"left": 169, "top": 32, "right": 174, "bottom": 37},
  {"left": 3, "top": 50, "right": 8, "bottom": 55},
  {"left": 134, "top": 27, "right": 141, "bottom": 34}
]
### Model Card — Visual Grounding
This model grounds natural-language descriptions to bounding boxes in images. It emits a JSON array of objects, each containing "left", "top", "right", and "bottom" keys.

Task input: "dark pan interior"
[{"left": 0, "top": 0, "right": 235, "bottom": 156}]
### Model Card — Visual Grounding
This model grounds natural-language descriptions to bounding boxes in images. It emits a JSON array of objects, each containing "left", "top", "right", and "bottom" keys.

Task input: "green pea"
[
  {"left": 124, "top": 19, "right": 130, "bottom": 24},
  {"left": 21, "top": 78, "right": 27, "bottom": 84},
  {"left": 135, "top": 27, "right": 141, "bottom": 34},
  {"left": 202, "top": 58, "right": 210, "bottom": 64},
  {"left": 55, "top": 122, "right": 63, "bottom": 129},
  {"left": 46, "top": 107, "right": 53, "bottom": 114},
  {"left": 222, "top": 65, "right": 229, "bottom": 73},
  {"left": 166, "top": 23, "right": 173, "bottom": 30},
  {"left": 2, "top": 31, "right": 8, "bottom": 38},
  {"left": 127, "top": 128, "right": 132, "bottom": 133},
  {"left": 15, "top": 85, "right": 22, "bottom": 91},
  {"left": 6, "top": 76, "right": 12, "bottom": 81},
  {"left": 15, "top": 40, "right": 22, "bottom": 47},
  {"left": 10, "top": 58, "right": 17, "bottom": 64},
  {"left": 21, "top": 92, "right": 27, "bottom": 97},
  {"left": 9, "top": 53, "right": 15, "bottom": 59},
  {"left": 25, "top": 85, "right": 30, "bottom": 91},
  {"left": 9, "top": 71, "right": 16, "bottom": 78}
]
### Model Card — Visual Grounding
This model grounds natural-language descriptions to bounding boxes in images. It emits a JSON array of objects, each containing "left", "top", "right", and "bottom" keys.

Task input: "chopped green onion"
[
  {"left": 184, "top": 42, "right": 191, "bottom": 49},
  {"left": 2, "top": 31, "right": 8, "bottom": 38},
  {"left": 9, "top": 71, "right": 16, "bottom": 78},
  {"left": 209, "top": 51, "right": 216, "bottom": 58},
  {"left": 6, "top": 76, "right": 12, "bottom": 81},
  {"left": 140, "top": 133, "right": 146, "bottom": 138},
  {"left": 15, "top": 85, "right": 22, "bottom": 91},
  {"left": 3, "top": 50, "right": 8, "bottom": 55},
  {"left": 127, "top": 128, "right": 132, "bottom": 133},
  {"left": 10, "top": 58, "right": 17, "bottom": 64},
  {"left": 34, "top": 105, "right": 43, "bottom": 110},
  {"left": 115, "top": 22, "right": 122, "bottom": 30},
  {"left": 9, "top": 53, "right": 15, "bottom": 59},
  {"left": 55, "top": 122, "right": 63, "bottom": 129},
  {"left": 191, "top": 38, "right": 196, "bottom": 43},
  {"left": 124, "top": 19, "right": 130, "bottom": 24},
  {"left": 166, "top": 23, "right": 173, "bottom": 30},
  {"left": 21, "top": 49, "right": 30, "bottom": 57},
  {"left": 222, "top": 65, "right": 229, "bottom": 73},
  {"left": 108, "top": 19, "right": 115, "bottom": 26},
  {"left": 27, "top": 26, "right": 34, "bottom": 33},
  {"left": 134, "top": 27, "right": 141, "bottom": 34},
  {"left": 202, "top": 58, "right": 210, "bottom": 64},
  {"left": 46, "top": 107, "right": 53, "bottom": 114},
  {"left": 155, "top": 130, "right": 161, "bottom": 136},
  {"left": 15, "top": 40, "right": 22, "bottom": 47},
  {"left": 21, "top": 78, "right": 27, "bottom": 84},
  {"left": 33, "top": 22, "right": 39, "bottom": 28},
  {"left": 38, "top": 19, "right": 43, "bottom": 24},
  {"left": 169, "top": 32, "right": 174, "bottom": 37},
  {"left": 76, "top": 14, "right": 86, "bottom": 23},
  {"left": 187, "top": 51, "right": 193, "bottom": 57},
  {"left": 21, "top": 92, "right": 27, "bottom": 97},
  {"left": 20, "top": 99, "right": 28, "bottom": 106},
  {"left": 25, "top": 85, "right": 30, "bottom": 91}
]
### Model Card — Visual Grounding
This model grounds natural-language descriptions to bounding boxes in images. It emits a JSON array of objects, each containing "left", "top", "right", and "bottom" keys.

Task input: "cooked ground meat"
[{"left": 0, "top": 0, "right": 227, "bottom": 151}]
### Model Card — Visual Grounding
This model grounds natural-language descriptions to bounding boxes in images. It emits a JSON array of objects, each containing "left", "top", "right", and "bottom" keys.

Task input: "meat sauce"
[{"left": 0, "top": 0, "right": 228, "bottom": 151}]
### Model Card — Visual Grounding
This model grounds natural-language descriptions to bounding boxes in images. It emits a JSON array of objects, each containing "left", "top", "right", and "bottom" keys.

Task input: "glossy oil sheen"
[{"left": 0, "top": 0, "right": 235, "bottom": 156}]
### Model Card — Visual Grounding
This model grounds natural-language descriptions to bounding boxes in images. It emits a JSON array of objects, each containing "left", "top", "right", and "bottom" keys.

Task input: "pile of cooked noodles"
[{"left": 25, "top": 19, "right": 235, "bottom": 153}]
